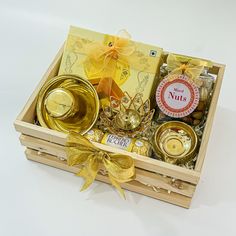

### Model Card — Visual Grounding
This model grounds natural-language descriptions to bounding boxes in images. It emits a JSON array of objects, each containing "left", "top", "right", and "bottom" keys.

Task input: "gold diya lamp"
[
  {"left": 115, "top": 108, "right": 142, "bottom": 130},
  {"left": 153, "top": 121, "right": 198, "bottom": 164},
  {"left": 98, "top": 92, "right": 155, "bottom": 138},
  {"left": 36, "top": 74, "right": 99, "bottom": 134}
]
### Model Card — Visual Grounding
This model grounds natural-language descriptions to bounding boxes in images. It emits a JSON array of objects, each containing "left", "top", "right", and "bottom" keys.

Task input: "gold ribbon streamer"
[
  {"left": 66, "top": 132, "right": 135, "bottom": 198},
  {"left": 167, "top": 54, "right": 206, "bottom": 87}
]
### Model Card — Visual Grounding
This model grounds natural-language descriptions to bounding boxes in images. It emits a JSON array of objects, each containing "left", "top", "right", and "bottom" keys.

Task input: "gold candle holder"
[
  {"left": 153, "top": 121, "right": 198, "bottom": 164},
  {"left": 36, "top": 74, "right": 99, "bottom": 134}
]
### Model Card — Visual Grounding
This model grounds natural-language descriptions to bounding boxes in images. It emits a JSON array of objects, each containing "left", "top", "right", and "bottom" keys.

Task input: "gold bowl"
[
  {"left": 153, "top": 121, "right": 198, "bottom": 164},
  {"left": 36, "top": 74, "right": 99, "bottom": 134}
]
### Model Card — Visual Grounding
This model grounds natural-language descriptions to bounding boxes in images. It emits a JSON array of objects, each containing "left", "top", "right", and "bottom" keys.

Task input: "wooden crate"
[{"left": 14, "top": 46, "right": 225, "bottom": 208}]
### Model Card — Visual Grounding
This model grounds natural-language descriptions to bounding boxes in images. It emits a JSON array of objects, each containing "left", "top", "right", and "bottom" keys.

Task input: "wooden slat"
[
  {"left": 15, "top": 121, "right": 67, "bottom": 145},
  {"left": 135, "top": 169, "right": 195, "bottom": 197},
  {"left": 20, "top": 134, "right": 196, "bottom": 197},
  {"left": 195, "top": 64, "right": 225, "bottom": 171},
  {"left": 25, "top": 148, "right": 192, "bottom": 208},
  {"left": 19, "top": 133, "right": 200, "bottom": 185}
]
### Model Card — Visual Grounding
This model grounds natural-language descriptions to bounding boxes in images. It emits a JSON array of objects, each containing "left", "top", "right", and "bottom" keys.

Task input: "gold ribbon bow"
[
  {"left": 84, "top": 30, "right": 136, "bottom": 102},
  {"left": 66, "top": 132, "right": 135, "bottom": 198},
  {"left": 85, "top": 30, "right": 135, "bottom": 77},
  {"left": 167, "top": 54, "right": 207, "bottom": 87}
]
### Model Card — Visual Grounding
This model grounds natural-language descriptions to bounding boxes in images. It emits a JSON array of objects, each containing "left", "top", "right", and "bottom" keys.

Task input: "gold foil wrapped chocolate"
[
  {"left": 84, "top": 128, "right": 104, "bottom": 142},
  {"left": 36, "top": 74, "right": 99, "bottom": 134},
  {"left": 153, "top": 121, "right": 198, "bottom": 164},
  {"left": 101, "top": 133, "right": 135, "bottom": 152},
  {"left": 132, "top": 139, "right": 152, "bottom": 157},
  {"left": 101, "top": 133, "right": 152, "bottom": 157}
]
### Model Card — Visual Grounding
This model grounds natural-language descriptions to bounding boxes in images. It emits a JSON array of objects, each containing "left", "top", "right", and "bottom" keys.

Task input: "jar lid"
[{"left": 156, "top": 75, "right": 200, "bottom": 118}]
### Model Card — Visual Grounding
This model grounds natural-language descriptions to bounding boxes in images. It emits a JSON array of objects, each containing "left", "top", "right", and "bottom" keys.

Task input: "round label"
[{"left": 156, "top": 75, "right": 199, "bottom": 118}]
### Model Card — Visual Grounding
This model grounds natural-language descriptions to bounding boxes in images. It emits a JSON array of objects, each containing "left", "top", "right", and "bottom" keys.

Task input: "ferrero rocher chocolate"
[
  {"left": 101, "top": 133, "right": 135, "bottom": 152},
  {"left": 84, "top": 128, "right": 104, "bottom": 142},
  {"left": 153, "top": 121, "right": 198, "bottom": 164},
  {"left": 101, "top": 132, "right": 152, "bottom": 156},
  {"left": 132, "top": 139, "right": 152, "bottom": 157},
  {"left": 36, "top": 74, "right": 99, "bottom": 134}
]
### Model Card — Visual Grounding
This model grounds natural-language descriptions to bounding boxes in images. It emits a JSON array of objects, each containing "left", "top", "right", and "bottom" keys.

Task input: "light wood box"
[{"left": 14, "top": 46, "right": 225, "bottom": 208}]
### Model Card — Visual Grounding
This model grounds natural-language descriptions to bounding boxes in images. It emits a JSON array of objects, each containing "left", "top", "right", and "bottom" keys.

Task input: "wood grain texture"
[
  {"left": 25, "top": 148, "right": 192, "bottom": 208},
  {"left": 19, "top": 133, "right": 200, "bottom": 184},
  {"left": 20, "top": 134, "right": 196, "bottom": 197},
  {"left": 195, "top": 64, "right": 225, "bottom": 171}
]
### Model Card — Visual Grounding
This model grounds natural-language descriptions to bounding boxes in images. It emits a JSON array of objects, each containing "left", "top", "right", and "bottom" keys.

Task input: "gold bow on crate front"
[
  {"left": 66, "top": 132, "right": 135, "bottom": 198},
  {"left": 167, "top": 54, "right": 211, "bottom": 87}
]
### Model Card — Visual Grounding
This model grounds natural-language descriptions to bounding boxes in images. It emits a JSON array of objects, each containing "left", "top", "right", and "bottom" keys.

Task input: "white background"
[{"left": 0, "top": 0, "right": 236, "bottom": 235}]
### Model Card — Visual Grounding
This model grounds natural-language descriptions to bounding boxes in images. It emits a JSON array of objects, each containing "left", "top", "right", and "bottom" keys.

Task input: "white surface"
[{"left": 0, "top": 0, "right": 236, "bottom": 235}]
